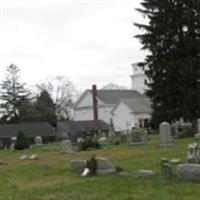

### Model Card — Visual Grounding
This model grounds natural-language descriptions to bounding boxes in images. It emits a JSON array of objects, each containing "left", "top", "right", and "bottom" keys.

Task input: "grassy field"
[{"left": 0, "top": 135, "right": 200, "bottom": 200}]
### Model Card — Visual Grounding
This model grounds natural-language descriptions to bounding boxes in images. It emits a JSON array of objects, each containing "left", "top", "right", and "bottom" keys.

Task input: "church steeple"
[{"left": 130, "top": 63, "right": 147, "bottom": 93}]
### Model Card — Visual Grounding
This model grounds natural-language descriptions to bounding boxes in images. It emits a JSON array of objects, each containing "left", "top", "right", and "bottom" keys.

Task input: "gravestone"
[
  {"left": 34, "top": 136, "right": 43, "bottom": 146},
  {"left": 177, "top": 163, "right": 200, "bottom": 181},
  {"left": 70, "top": 157, "right": 116, "bottom": 176},
  {"left": 60, "top": 140, "right": 73, "bottom": 153},
  {"left": 138, "top": 169, "right": 156, "bottom": 178},
  {"left": 120, "top": 134, "right": 127, "bottom": 144},
  {"left": 187, "top": 143, "right": 200, "bottom": 164},
  {"left": 95, "top": 157, "right": 116, "bottom": 176},
  {"left": 142, "top": 129, "right": 148, "bottom": 141},
  {"left": 171, "top": 122, "right": 177, "bottom": 136},
  {"left": 160, "top": 157, "right": 172, "bottom": 178},
  {"left": 170, "top": 159, "right": 181, "bottom": 165},
  {"left": 10, "top": 137, "right": 16, "bottom": 151},
  {"left": 176, "top": 119, "right": 193, "bottom": 138},
  {"left": 131, "top": 130, "right": 144, "bottom": 145},
  {"left": 70, "top": 160, "right": 86, "bottom": 173},
  {"left": 77, "top": 137, "right": 84, "bottom": 143},
  {"left": 19, "top": 155, "right": 28, "bottom": 160},
  {"left": 159, "top": 122, "right": 173, "bottom": 147},
  {"left": 162, "top": 163, "right": 173, "bottom": 179},
  {"left": 197, "top": 118, "right": 200, "bottom": 133},
  {"left": 29, "top": 154, "right": 38, "bottom": 160},
  {"left": 98, "top": 137, "right": 107, "bottom": 143},
  {"left": 101, "top": 132, "right": 106, "bottom": 138},
  {"left": 194, "top": 119, "right": 200, "bottom": 139}
]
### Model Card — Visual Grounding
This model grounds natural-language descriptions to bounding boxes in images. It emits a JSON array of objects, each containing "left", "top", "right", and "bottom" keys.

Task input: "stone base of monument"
[
  {"left": 194, "top": 133, "right": 200, "bottom": 140},
  {"left": 159, "top": 143, "right": 174, "bottom": 147},
  {"left": 177, "top": 163, "right": 200, "bottom": 181},
  {"left": 130, "top": 142, "right": 144, "bottom": 146}
]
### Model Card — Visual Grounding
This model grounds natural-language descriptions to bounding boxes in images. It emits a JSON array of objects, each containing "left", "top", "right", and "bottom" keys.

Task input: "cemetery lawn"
[{"left": 0, "top": 136, "right": 200, "bottom": 200}]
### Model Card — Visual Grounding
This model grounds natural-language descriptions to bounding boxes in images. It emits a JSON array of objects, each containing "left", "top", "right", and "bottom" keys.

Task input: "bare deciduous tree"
[
  {"left": 37, "top": 75, "right": 75, "bottom": 120},
  {"left": 101, "top": 82, "right": 127, "bottom": 90}
]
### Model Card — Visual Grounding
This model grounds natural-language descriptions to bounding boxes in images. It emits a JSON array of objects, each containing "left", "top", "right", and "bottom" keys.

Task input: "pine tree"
[
  {"left": 15, "top": 131, "right": 30, "bottom": 150},
  {"left": 135, "top": 0, "right": 200, "bottom": 126},
  {"left": 35, "top": 90, "right": 57, "bottom": 126},
  {"left": 0, "top": 64, "right": 29, "bottom": 123}
]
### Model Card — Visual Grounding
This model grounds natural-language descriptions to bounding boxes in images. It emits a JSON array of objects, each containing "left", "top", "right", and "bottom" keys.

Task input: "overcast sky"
[{"left": 0, "top": 0, "right": 146, "bottom": 91}]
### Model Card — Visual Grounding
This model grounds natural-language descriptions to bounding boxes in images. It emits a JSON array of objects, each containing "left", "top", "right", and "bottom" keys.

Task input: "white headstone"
[
  {"left": 29, "top": 154, "right": 38, "bottom": 160},
  {"left": 159, "top": 122, "right": 173, "bottom": 147},
  {"left": 60, "top": 140, "right": 73, "bottom": 153},
  {"left": 187, "top": 143, "right": 200, "bottom": 163},
  {"left": 10, "top": 143, "right": 15, "bottom": 151},
  {"left": 34, "top": 136, "right": 43, "bottom": 146},
  {"left": 77, "top": 137, "right": 84, "bottom": 143}
]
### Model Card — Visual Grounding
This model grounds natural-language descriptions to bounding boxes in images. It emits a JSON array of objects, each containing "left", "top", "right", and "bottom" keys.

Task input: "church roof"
[
  {"left": 95, "top": 90, "right": 146, "bottom": 104},
  {"left": 112, "top": 98, "right": 152, "bottom": 114},
  {"left": 74, "top": 89, "right": 147, "bottom": 107}
]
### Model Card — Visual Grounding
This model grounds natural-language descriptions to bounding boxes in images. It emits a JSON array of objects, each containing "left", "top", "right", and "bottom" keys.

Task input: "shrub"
[
  {"left": 86, "top": 157, "right": 97, "bottom": 175},
  {"left": 15, "top": 131, "right": 30, "bottom": 150},
  {"left": 79, "top": 137, "right": 101, "bottom": 151}
]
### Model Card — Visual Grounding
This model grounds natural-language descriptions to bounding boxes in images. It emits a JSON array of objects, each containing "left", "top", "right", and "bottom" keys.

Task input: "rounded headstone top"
[{"left": 160, "top": 122, "right": 170, "bottom": 125}]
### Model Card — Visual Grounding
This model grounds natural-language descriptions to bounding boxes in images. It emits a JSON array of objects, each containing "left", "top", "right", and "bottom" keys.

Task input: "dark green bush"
[
  {"left": 79, "top": 137, "right": 101, "bottom": 151},
  {"left": 86, "top": 157, "right": 97, "bottom": 175},
  {"left": 15, "top": 131, "right": 30, "bottom": 150}
]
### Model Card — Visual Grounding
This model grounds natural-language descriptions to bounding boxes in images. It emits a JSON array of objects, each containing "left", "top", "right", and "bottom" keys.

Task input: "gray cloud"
[{"left": 0, "top": 0, "right": 146, "bottom": 91}]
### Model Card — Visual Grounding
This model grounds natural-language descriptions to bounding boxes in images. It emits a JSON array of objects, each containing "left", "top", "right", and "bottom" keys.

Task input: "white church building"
[{"left": 73, "top": 64, "right": 151, "bottom": 132}]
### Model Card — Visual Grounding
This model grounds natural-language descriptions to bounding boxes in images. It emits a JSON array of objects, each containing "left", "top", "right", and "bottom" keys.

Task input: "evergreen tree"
[
  {"left": 135, "top": 0, "right": 200, "bottom": 126},
  {"left": 35, "top": 90, "right": 57, "bottom": 126},
  {"left": 15, "top": 131, "right": 30, "bottom": 150},
  {"left": 0, "top": 64, "right": 29, "bottom": 123}
]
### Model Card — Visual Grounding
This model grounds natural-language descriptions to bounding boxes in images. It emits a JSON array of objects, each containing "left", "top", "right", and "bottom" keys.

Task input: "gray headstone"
[
  {"left": 198, "top": 119, "right": 200, "bottom": 133},
  {"left": 94, "top": 157, "right": 116, "bottom": 176},
  {"left": 70, "top": 157, "right": 116, "bottom": 176},
  {"left": 60, "top": 140, "right": 73, "bottom": 153},
  {"left": 142, "top": 129, "right": 149, "bottom": 141},
  {"left": 177, "top": 163, "right": 200, "bottom": 181},
  {"left": 194, "top": 133, "right": 200, "bottom": 139},
  {"left": 159, "top": 122, "right": 173, "bottom": 147},
  {"left": 96, "top": 157, "right": 115, "bottom": 170},
  {"left": 170, "top": 122, "right": 177, "bottom": 136},
  {"left": 70, "top": 160, "right": 86, "bottom": 173},
  {"left": 120, "top": 134, "right": 127, "bottom": 144},
  {"left": 131, "top": 130, "right": 144, "bottom": 145},
  {"left": 177, "top": 121, "right": 193, "bottom": 138},
  {"left": 161, "top": 163, "right": 173, "bottom": 179}
]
